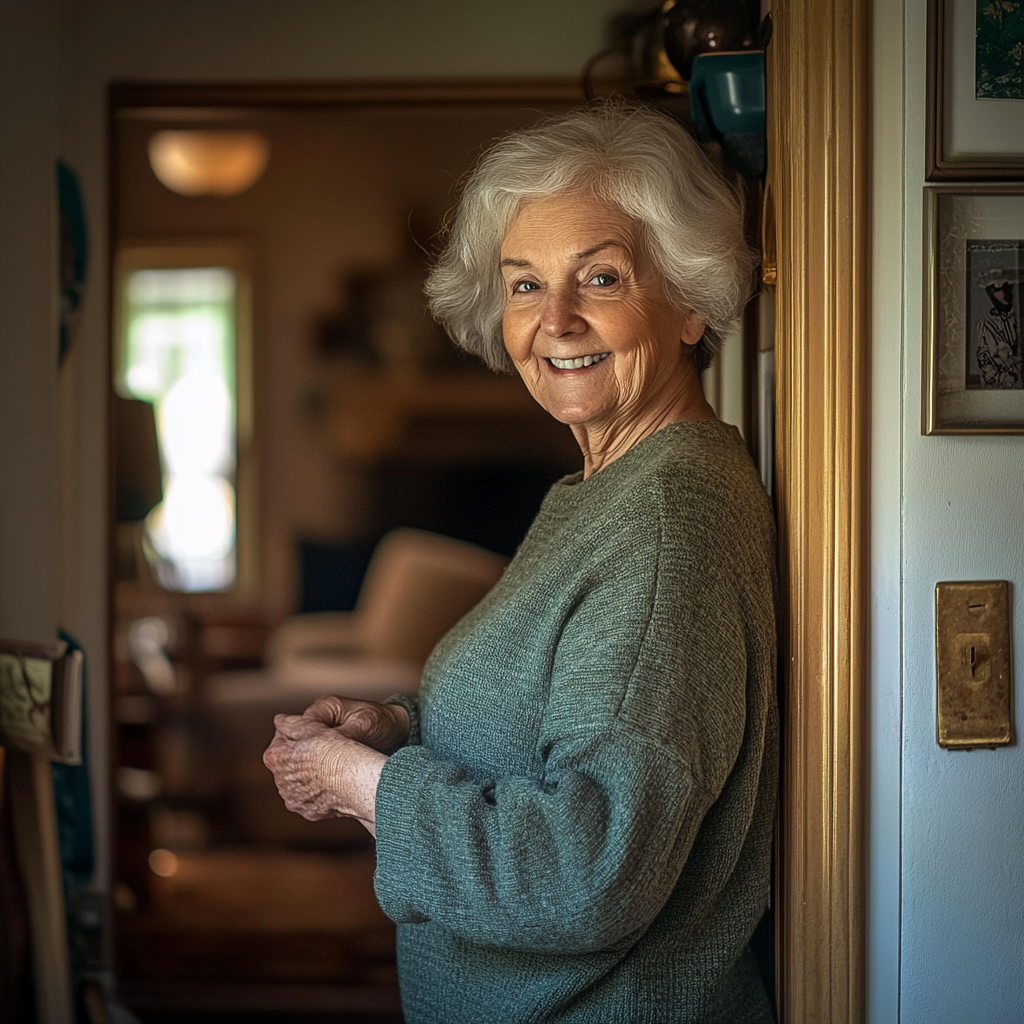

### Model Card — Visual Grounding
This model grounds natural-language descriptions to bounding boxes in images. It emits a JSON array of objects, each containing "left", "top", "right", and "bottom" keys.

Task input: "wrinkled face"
[{"left": 499, "top": 193, "right": 703, "bottom": 431}]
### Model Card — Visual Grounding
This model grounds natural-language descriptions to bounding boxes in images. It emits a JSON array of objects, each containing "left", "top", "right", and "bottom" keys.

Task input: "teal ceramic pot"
[{"left": 689, "top": 50, "right": 766, "bottom": 177}]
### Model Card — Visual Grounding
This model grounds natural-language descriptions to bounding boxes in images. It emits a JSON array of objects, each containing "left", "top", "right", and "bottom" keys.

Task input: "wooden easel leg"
[{"left": 7, "top": 750, "right": 74, "bottom": 1024}]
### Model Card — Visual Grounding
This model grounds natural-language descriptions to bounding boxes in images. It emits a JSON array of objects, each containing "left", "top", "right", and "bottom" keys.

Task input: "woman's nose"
[{"left": 540, "top": 287, "right": 586, "bottom": 338}]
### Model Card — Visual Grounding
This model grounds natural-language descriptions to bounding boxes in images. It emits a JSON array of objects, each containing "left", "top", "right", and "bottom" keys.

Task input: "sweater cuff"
[
  {"left": 373, "top": 744, "right": 430, "bottom": 924},
  {"left": 383, "top": 693, "right": 421, "bottom": 746}
]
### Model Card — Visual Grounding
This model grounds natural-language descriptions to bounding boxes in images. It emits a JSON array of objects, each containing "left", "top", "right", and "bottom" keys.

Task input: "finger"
[
  {"left": 303, "top": 695, "right": 347, "bottom": 726},
  {"left": 262, "top": 734, "right": 290, "bottom": 770},
  {"left": 274, "top": 714, "right": 322, "bottom": 741},
  {"left": 338, "top": 705, "right": 388, "bottom": 743}
]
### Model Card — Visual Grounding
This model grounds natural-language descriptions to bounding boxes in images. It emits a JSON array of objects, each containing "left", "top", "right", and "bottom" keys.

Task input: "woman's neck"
[{"left": 572, "top": 362, "right": 715, "bottom": 479}]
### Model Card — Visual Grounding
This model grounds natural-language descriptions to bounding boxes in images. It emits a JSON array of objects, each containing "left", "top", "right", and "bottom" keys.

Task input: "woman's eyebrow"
[
  {"left": 500, "top": 241, "right": 626, "bottom": 269},
  {"left": 572, "top": 241, "right": 625, "bottom": 261}
]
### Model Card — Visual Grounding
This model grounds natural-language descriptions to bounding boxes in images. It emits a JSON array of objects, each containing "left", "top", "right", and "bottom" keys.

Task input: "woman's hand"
[
  {"left": 302, "top": 695, "right": 410, "bottom": 754},
  {"left": 263, "top": 713, "right": 387, "bottom": 833}
]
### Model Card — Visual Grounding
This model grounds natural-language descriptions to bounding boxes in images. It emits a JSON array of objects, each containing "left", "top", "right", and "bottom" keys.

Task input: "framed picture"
[
  {"left": 924, "top": 186, "right": 1024, "bottom": 433},
  {"left": 927, "top": 0, "right": 1024, "bottom": 180}
]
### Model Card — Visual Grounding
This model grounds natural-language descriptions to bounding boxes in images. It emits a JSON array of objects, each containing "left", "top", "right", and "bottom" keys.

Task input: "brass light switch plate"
[{"left": 935, "top": 581, "right": 1013, "bottom": 749}]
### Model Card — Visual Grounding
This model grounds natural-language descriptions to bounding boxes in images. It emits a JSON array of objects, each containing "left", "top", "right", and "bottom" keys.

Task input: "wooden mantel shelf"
[{"left": 327, "top": 366, "right": 547, "bottom": 463}]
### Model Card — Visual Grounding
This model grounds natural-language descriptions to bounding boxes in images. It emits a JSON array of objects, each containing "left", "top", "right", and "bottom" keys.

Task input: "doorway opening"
[{"left": 107, "top": 80, "right": 770, "bottom": 1016}]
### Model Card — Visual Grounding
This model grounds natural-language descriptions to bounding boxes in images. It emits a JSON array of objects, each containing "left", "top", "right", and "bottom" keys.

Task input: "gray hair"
[{"left": 425, "top": 102, "right": 755, "bottom": 374}]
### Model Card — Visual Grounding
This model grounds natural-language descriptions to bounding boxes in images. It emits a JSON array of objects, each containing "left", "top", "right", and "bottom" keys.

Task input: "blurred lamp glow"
[
  {"left": 148, "top": 130, "right": 270, "bottom": 197},
  {"left": 149, "top": 848, "right": 180, "bottom": 878}
]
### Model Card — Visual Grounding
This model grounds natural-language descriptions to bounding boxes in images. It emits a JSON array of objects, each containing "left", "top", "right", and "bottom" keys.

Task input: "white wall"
[
  {"left": 0, "top": 2, "right": 61, "bottom": 643},
  {"left": 53, "top": 0, "right": 630, "bottom": 928},
  {"left": 870, "top": 2, "right": 1024, "bottom": 1021}
]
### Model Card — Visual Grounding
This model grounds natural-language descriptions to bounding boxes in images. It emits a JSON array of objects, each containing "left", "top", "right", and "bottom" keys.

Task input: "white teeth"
[{"left": 548, "top": 352, "right": 610, "bottom": 370}]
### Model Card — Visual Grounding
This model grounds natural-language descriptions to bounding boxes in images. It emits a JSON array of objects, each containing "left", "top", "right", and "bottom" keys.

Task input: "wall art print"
[
  {"left": 924, "top": 187, "right": 1024, "bottom": 433},
  {"left": 977, "top": 0, "right": 1024, "bottom": 99},
  {"left": 928, "top": 0, "right": 1024, "bottom": 178}
]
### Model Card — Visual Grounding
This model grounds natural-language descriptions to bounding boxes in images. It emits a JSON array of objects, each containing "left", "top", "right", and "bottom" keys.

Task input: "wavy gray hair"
[{"left": 425, "top": 102, "right": 755, "bottom": 374}]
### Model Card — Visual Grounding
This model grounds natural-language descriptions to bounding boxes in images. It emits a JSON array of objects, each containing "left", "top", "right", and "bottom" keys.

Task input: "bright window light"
[{"left": 120, "top": 267, "right": 237, "bottom": 592}]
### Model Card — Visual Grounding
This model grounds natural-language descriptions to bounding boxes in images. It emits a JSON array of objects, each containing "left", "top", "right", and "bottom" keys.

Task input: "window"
[{"left": 115, "top": 248, "right": 252, "bottom": 593}]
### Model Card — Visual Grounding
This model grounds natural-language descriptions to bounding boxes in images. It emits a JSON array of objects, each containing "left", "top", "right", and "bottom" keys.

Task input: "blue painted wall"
[{"left": 870, "top": 2, "right": 1024, "bottom": 1021}]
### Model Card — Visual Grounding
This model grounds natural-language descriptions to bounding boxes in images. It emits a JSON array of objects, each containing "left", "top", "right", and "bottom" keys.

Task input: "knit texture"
[{"left": 374, "top": 419, "right": 778, "bottom": 1024}]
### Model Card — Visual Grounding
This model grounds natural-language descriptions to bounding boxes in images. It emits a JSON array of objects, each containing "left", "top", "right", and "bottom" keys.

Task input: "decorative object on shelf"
[
  {"left": 582, "top": 1, "right": 761, "bottom": 99},
  {"left": 924, "top": 186, "right": 1024, "bottom": 434},
  {"left": 581, "top": 8, "right": 685, "bottom": 100},
  {"left": 57, "top": 160, "right": 88, "bottom": 365},
  {"left": 317, "top": 205, "right": 456, "bottom": 373},
  {"left": 148, "top": 130, "right": 270, "bottom": 197},
  {"left": 582, "top": 2, "right": 768, "bottom": 178},
  {"left": 661, "top": 0, "right": 760, "bottom": 81},
  {"left": 328, "top": 366, "right": 541, "bottom": 463},
  {"left": 688, "top": 50, "right": 766, "bottom": 177},
  {"left": 927, "top": 0, "right": 1024, "bottom": 179}
]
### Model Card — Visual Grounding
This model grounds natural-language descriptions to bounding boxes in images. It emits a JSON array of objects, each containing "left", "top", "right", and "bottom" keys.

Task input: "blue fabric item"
[
  {"left": 51, "top": 630, "right": 97, "bottom": 977},
  {"left": 51, "top": 630, "right": 93, "bottom": 875},
  {"left": 298, "top": 539, "right": 375, "bottom": 613}
]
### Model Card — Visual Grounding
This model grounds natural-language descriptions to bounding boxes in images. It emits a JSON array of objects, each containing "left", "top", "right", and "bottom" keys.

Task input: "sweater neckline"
[{"left": 554, "top": 418, "right": 740, "bottom": 495}]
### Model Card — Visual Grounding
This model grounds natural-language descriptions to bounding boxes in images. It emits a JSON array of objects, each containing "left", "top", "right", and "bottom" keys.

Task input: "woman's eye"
[
  {"left": 589, "top": 273, "right": 617, "bottom": 287},
  {"left": 513, "top": 280, "right": 540, "bottom": 293}
]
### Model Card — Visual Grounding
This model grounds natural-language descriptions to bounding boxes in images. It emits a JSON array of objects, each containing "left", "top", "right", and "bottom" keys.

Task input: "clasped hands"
[{"left": 263, "top": 696, "right": 410, "bottom": 836}]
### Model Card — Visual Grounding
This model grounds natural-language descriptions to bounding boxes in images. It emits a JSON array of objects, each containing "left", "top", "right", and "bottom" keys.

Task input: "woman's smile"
[{"left": 546, "top": 351, "right": 611, "bottom": 370}]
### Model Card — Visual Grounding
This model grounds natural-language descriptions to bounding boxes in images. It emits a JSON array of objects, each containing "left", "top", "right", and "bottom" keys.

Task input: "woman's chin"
[
  {"left": 533, "top": 397, "right": 606, "bottom": 430},
  {"left": 527, "top": 382, "right": 613, "bottom": 431}
]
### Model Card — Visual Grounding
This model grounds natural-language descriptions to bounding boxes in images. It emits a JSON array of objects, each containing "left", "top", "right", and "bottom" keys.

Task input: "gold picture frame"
[
  {"left": 927, "top": 0, "right": 1024, "bottom": 181},
  {"left": 924, "top": 185, "right": 1024, "bottom": 434}
]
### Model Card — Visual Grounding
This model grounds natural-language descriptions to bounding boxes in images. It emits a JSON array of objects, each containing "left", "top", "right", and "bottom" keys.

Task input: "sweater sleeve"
[
  {"left": 372, "top": 518, "right": 751, "bottom": 954},
  {"left": 383, "top": 693, "right": 421, "bottom": 747},
  {"left": 374, "top": 724, "right": 700, "bottom": 953}
]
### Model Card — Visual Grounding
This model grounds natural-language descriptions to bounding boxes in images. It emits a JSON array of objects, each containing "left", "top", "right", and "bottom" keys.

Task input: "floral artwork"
[{"left": 977, "top": 1, "right": 1024, "bottom": 99}]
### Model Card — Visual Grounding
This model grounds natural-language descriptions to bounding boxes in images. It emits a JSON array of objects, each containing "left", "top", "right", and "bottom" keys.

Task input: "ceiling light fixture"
[{"left": 148, "top": 130, "right": 270, "bottom": 198}]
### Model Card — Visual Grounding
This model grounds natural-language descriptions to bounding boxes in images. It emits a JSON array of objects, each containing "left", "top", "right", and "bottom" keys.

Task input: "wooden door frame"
[{"left": 767, "top": 2, "right": 870, "bottom": 1021}]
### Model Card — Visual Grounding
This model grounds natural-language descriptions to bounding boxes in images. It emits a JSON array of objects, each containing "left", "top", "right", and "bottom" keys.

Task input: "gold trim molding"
[{"left": 767, "top": 1, "right": 869, "bottom": 1021}]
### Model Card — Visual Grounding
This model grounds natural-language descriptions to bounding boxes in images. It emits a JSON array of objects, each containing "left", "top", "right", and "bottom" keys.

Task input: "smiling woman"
[{"left": 264, "top": 103, "right": 777, "bottom": 1024}]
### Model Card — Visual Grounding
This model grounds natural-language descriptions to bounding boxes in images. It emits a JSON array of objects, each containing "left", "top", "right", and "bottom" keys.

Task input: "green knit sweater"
[{"left": 374, "top": 420, "right": 778, "bottom": 1024}]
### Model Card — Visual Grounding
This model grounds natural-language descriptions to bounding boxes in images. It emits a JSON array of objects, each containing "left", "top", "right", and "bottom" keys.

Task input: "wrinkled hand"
[
  {"left": 263, "top": 714, "right": 386, "bottom": 830},
  {"left": 302, "top": 695, "right": 410, "bottom": 754}
]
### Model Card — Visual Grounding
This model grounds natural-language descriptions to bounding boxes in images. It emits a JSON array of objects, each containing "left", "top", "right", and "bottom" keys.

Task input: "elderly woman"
[{"left": 265, "top": 103, "right": 777, "bottom": 1024}]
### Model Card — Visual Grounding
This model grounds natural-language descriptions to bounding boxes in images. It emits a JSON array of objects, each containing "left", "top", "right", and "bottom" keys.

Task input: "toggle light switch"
[{"left": 935, "top": 581, "right": 1013, "bottom": 749}]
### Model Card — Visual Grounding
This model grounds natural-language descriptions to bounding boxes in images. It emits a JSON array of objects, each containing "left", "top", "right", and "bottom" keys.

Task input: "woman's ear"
[{"left": 681, "top": 311, "right": 707, "bottom": 347}]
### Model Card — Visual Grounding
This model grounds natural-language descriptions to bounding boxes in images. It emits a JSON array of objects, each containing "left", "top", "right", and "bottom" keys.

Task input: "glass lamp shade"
[{"left": 148, "top": 130, "right": 270, "bottom": 198}]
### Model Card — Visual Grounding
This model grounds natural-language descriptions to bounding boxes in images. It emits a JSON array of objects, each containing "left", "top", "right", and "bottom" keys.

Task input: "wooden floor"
[{"left": 118, "top": 847, "right": 401, "bottom": 1016}]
